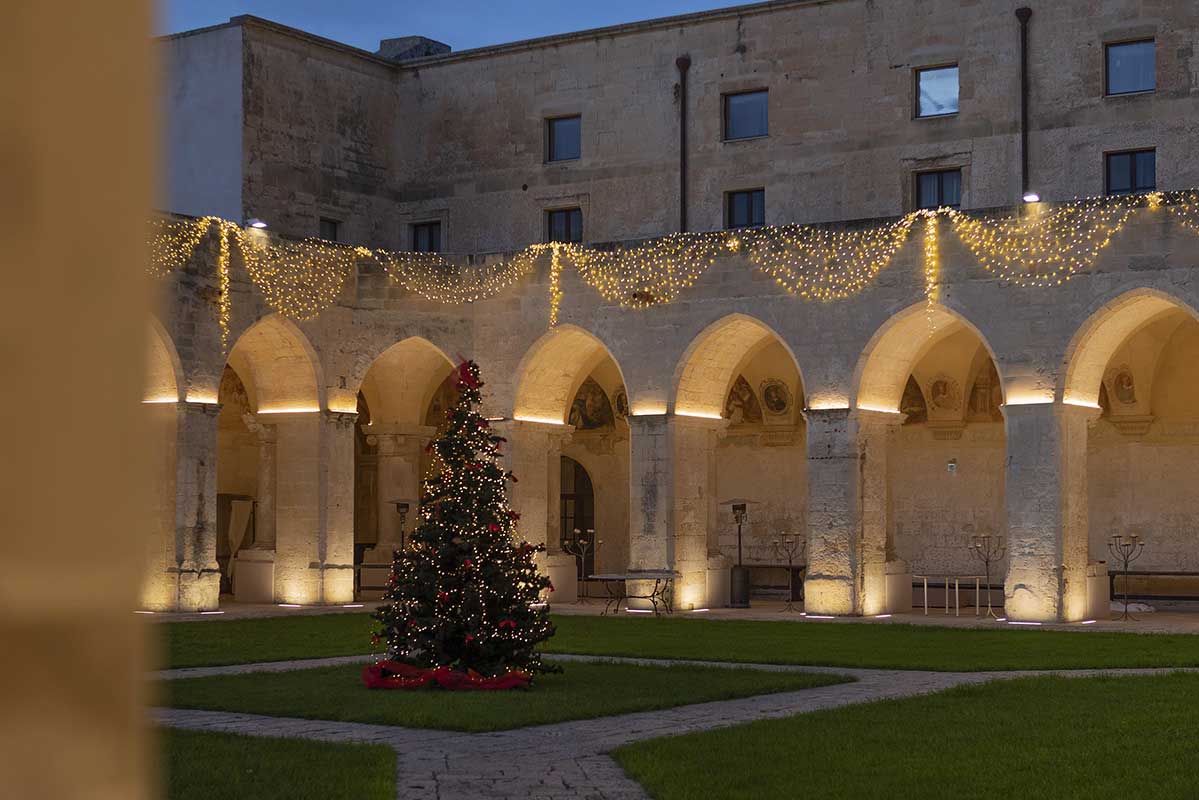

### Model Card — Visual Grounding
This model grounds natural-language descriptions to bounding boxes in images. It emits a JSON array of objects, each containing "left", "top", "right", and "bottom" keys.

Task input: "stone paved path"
[{"left": 156, "top": 654, "right": 1195, "bottom": 799}]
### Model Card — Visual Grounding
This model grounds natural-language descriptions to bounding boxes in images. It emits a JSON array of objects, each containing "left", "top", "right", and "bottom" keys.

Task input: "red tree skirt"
[{"left": 362, "top": 660, "right": 531, "bottom": 691}]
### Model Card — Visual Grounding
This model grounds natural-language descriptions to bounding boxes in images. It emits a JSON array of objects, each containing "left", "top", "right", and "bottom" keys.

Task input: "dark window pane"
[
  {"left": 917, "top": 173, "right": 939, "bottom": 209},
  {"left": 916, "top": 170, "right": 961, "bottom": 209},
  {"left": 547, "top": 208, "right": 582, "bottom": 243},
  {"left": 727, "top": 189, "right": 765, "bottom": 229},
  {"left": 568, "top": 209, "right": 582, "bottom": 242},
  {"left": 1107, "top": 41, "right": 1155, "bottom": 95},
  {"left": 724, "top": 91, "right": 768, "bottom": 140},
  {"left": 917, "top": 66, "right": 959, "bottom": 117},
  {"left": 941, "top": 170, "right": 962, "bottom": 207},
  {"left": 413, "top": 222, "right": 441, "bottom": 253},
  {"left": 319, "top": 217, "right": 340, "bottom": 241},
  {"left": 1134, "top": 150, "right": 1156, "bottom": 190},
  {"left": 1106, "top": 153, "right": 1133, "bottom": 194},
  {"left": 548, "top": 116, "right": 581, "bottom": 161}
]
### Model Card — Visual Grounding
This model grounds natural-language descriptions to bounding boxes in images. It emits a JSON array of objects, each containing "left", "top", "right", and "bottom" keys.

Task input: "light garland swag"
[{"left": 148, "top": 191, "right": 1195, "bottom": 339}]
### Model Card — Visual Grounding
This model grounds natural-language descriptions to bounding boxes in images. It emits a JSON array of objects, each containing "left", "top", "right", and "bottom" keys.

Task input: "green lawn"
[
  {"left": 162, "top": 728, "right": 394, "bottom": 800},
  {"left": 164, "top": 612, "right": 1199, "bottom": 672},
  {"left": 163, "top": 660, "right": 847, "bottom": 732},
  {"left": 162, "top": 613, "right": 377, "bottom": 668},
  {"left": 615, "top": 672, "right": 1199, "bottom": 800}
]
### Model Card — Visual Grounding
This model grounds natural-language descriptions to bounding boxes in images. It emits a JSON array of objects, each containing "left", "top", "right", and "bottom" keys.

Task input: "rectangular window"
[
  {"left": 546, "top": 208, "right": 583, "bottom": 243},
  {"left": 1106, "top": 149, "right": 1156, "bottom": 195},
  {"left": 726, "top": 188, "right": 765, "bottom": 229},
  {"left": 412, "top": 221, "right": 441, "bottom": 253},
  {"left": 916, "top": 169, "right": 962, "bottom": 209},
  {"left": 319, "top": 217, "right": 341, "bottom": 242},
  {"left": 546, "top": 115, "right": 581, "bottom": 162},
  {"left": 1106, "top": 40, "right": 1155, "bottom": 95},
  {"left": 916, "top": 65, "right": 959, "bottom": 118},
  {"left": 723, "top": 90, "right": 768, "bottom": 140}
]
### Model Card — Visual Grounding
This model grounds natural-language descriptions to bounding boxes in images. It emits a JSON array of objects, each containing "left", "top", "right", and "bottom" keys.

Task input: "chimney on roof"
[{"left": 376, "top": 36, "right": 450, "bottom": 62}]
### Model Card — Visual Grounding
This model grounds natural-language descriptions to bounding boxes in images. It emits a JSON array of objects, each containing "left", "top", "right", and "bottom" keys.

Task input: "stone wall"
[{"left": 163, "top": 3, "right": 1199, "bottom": 249}]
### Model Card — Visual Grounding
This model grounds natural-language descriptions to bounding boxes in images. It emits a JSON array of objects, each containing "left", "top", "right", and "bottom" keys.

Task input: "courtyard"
[{"left": 155, "top": 607, "right": 1199, "bottom": 798}]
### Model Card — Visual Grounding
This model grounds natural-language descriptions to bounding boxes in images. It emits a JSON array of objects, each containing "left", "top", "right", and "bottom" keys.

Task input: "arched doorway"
[
  {"left": 1066, "top": 290, "right": 1199, "bottom": 608},
  {"left": 216, "top": 314, "right": 327, "bottom": 605},
  {"left": 855, "top": 304, "right": 1006, "bottom": 614},
  {"left": 673, "top": 314, "right": 806, "bottom": 609},
  {"left": 560, "top": 455, "right": 596, "bottom": 583},
  {"left": 353, "top": 337, "right": 456, "bottom": 598}
]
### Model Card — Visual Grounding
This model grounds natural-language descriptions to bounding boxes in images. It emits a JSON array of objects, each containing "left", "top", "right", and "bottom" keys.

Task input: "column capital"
[
  {"left": 492, "top": 418, "right": 574, "bottom": 448},
  {"left": 177, "top": 400, "right": 221, "bottom": 418},
  {"left": 367, "top": 424, "right": 437, "bottom": 455},
  {"left": 1001, "top": 400, "right": 1102, "bottom": 424},
  {"left": 322, "top": 409, "right": 359, "bottom": 430}
]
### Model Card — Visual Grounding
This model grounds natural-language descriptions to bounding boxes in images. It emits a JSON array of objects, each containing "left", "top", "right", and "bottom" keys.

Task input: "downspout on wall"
[{"left": 676, "top": 55, "right": 691, "bottom": 233}]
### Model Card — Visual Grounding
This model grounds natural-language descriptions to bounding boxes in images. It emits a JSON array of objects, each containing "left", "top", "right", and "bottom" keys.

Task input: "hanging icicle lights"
[{"left": 147, "top": 191, "right": 1193, "bottom": 323}]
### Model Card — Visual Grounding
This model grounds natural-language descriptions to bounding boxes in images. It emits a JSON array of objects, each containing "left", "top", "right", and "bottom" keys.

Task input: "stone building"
[{"left": 147, "top": 0, "right": 1199, "bottom": 622}]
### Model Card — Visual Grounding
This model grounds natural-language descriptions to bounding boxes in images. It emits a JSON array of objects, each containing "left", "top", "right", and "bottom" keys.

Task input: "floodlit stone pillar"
[
  {"left": 805, "top": 408, "right": 858, "bottom": 614},
  {"left": 627, "top": 414, "right": 675, "bottom": 574},
  {"left": 1002, "top": 402, "right": 1096, "bottom": 622},
  {"left": 360, "top": 424, "right": 433, "bottom": 598},
  {"left": 494, "top": 420, "right": 576, "bottom": 599},
  {"left": 174, "top": 401, "right": 221, "bottom": 611},
  {"left": 856, "top": 410, "right": 901, "bottom": 616},
  {"left": 627, "top": 414, "right": 722, "bottom": 611},
  {"left": 271, "top": 411, "right": 322, "bottom": 603},
  {"left": 252, "top": 420, "right": 277, "bottom": 548},
  {"left": 671, "top": 415, "right": 724, "bottom": 611},
  {"left": 317, "top": 410, "right": 358, "bottom": 604}
]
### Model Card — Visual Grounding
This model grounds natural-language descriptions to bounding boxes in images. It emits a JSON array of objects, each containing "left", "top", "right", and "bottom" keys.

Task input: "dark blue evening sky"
[{"left": 159, "top": 1, "right": 736, "bottom": 53}]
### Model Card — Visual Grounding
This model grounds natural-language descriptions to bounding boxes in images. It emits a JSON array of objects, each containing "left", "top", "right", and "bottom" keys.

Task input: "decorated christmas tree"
[{"left": 364, "top": 360, "right": 557, "bottom": 690}]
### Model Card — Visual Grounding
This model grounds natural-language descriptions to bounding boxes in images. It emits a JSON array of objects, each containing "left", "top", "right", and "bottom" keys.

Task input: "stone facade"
[{"left": 149, "top": 1, "right": 1199, "bottom": 621}]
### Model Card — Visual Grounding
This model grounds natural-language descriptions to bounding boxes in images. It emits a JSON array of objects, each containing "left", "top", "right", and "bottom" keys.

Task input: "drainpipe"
[
  {"left": 1015, "top": 7, "right": 1033, "bottom": 203},
  {"left": 676, "top": 55, "right": 691, "bottom": 232}
]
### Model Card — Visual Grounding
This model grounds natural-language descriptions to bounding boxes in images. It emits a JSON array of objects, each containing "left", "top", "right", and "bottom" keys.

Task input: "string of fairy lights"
[{"left": 147, "top": 191, "right": 1198, "bottom": 347}]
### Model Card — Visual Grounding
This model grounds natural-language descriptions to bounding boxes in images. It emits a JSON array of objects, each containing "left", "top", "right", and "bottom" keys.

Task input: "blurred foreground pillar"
[{"left": 0, "top": 2, "right": 155, "bottom": 798}]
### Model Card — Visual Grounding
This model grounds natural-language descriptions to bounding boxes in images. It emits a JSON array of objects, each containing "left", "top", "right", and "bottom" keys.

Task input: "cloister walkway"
[{"left": 154, "top": 652, "right": 1198, "bottom": 800}]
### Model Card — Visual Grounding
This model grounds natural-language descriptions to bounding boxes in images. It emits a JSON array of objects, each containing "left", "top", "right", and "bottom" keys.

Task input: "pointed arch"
[
  {"left": 672, "top": 313, "right": 804, "bottom": 418},
  {"left": 513, "top": 325, "right": 627, "bottom": 424},
  {"left": 359, "top": 337, "right": 455, "bottom": 425},
  {"left": 1061, "top": 288, "right": 1199, "bottom": 407},
  {"left": 145, "top": 315, "right": 184, "bottom": 403},
  {"left": 853, "top": 303, "right": 1004, "bottom": 413},
  {"left": 225, "top": 314, "right": 324, "bottom": 413}
]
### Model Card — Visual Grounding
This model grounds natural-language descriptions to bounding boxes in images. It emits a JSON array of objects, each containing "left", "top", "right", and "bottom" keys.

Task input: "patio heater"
[{"left": 721, "top": 498, "right": 758, "bottom": 608}]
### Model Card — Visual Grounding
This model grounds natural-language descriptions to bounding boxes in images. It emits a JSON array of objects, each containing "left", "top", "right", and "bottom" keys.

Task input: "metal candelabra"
[
  {"left": 772, "top": 535, "right": 806, "bottom": 613},
  {"left": 969, "top": 534, "right": 1005, "bottom": 618},
  {"left": 1107, "top": 534, "right": 1146, "bottom": 621},
  {"left": 563, "top": 528, "right": 596, "bottom": 604}
]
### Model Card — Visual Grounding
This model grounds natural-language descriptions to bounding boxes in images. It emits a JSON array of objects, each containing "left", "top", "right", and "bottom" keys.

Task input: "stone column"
[
  {"left": 1002, "top": 402, "right": 1096, "bottom": 622},
  {"left": 252, "top": 420, "right": 277, "bottom": 548},
  {"left": 627, "top": 414, "right": 723, "bottom": 611},
  {"left": 316, "top": 410, "right": 357, "bottom": 604},
  {"left": 804, "top": 408, "right": 898, "bottom": 615},
  {"left": 232, "top": 417, "right": 278, "bottom": 604},
  {"left": 671, "top": 415, "right": 724, "bottom": 611},
  {"left": 359, "top": 424, "right": 433, "bottom": 599},
  {"left": 173, "top": 401, "right": 221, "bottom": 611},
  {"left": 856, "top": 410, "right": 901, "bottom": 616},
  {"left": 494, "top": 419, "right": 576, "bottom": 600},
  {"left": 627, "top": 414, "right": 675, "bottom": 575}
]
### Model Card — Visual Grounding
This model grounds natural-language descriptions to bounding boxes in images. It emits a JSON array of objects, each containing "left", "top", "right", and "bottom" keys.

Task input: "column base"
[
  {"left": 233, "top": 548, "right": 275, "bottom": 604},
  {"left": 359, "top": 545, "right": 397, "bottom": 600},
  {"left": 542, "top": 553, "right": 578, "bottom": 604}
]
